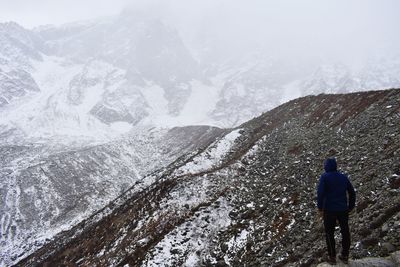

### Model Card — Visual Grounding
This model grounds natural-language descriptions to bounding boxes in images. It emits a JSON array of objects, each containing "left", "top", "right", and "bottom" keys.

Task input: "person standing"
[{"left": 317, "top": 157, "right": 356, "bottom": 265}]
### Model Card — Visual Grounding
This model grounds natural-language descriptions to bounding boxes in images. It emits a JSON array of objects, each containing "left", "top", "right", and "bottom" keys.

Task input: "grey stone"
[
  {"left": 382, "top": 224, "right": 389, "bottom": 233},
  {"left": 382, "top": 242, "right": 396, "bottom": 253}
]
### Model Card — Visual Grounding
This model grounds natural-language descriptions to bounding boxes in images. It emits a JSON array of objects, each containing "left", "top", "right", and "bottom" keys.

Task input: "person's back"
[
  {"left": 317, "top": 158, "right": 356, "bottom": 265},
  {"left": 318, "top": 158, "right": 355, "bottom": 212}
]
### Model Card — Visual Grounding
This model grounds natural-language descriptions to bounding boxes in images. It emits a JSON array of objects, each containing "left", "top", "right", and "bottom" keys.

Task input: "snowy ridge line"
[
  {"left": 10, "top": 126, "right": 224, "bottom": 266},
  {"left": 17, "top": 165, "right": 232, "bottom": 266},
  {"left": 17, "top": 122, "right": 259, "bottom": 266},
  {"left": 159, "top": 128, "right": 264, "bottom": 183},
  {"left": 175, "top": 129, "right": 242, "bottom": 175},
  {"left": 5, "top": 127, "right": 247, "bottom": 260},
  {"left": 160, "top": 128, "right": 253, "bottom": 181},
  {"left": 16, "top": 128, "right": 237, "bottom": 266},
  {"left": 136, "top": 129, "right": 233, "bottom": 183}
]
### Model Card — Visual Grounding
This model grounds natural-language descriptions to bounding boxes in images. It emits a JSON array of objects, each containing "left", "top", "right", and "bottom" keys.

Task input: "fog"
[
  {"left": 168, "top": 0, "right": 400, "bottom": 67},
  {"left": 1, "top": 0, "right": 399, "bottom": 66}
]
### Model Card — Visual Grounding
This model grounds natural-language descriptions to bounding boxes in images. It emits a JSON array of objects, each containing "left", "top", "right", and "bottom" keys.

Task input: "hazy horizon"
[{"left": 1, "top": 0, "right": 400, "bottom": 66}]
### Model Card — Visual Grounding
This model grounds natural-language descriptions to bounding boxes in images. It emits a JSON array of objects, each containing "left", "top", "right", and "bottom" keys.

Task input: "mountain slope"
[
  {"left": 17, "top": 88, "right": 400, "bottom": 266},
  {"left": 0, "top": 126, "right": 225, "bottom": 266}
]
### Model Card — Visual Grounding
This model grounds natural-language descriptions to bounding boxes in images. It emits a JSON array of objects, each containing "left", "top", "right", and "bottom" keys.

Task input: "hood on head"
[{"left": 324, "top": 158, "right": 337, "bottom": 172}]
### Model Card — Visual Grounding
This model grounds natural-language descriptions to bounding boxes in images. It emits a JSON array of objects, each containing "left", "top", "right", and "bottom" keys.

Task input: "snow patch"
[
  {"left": 176, "top": 129, "right": 242, "bottom": 175},
  {"left": 141, "top": 80, "right": 221, "bottom": 127},
  {"left": 144, "top": 198, "right": 232, "bottom": 266},
  {"left": 140, "top": 83, "right": 169, "bottom": 117}
]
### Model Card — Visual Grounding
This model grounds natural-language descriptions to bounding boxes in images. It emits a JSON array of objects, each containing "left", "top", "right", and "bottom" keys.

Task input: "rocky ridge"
[{"left": 16, "top": 88, "right": 400, "bottom": 266}]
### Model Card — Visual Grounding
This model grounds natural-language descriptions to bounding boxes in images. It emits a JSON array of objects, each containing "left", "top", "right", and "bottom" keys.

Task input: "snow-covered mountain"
[{"left": 1, "top": 10, "right": 400, "bottom": 139}]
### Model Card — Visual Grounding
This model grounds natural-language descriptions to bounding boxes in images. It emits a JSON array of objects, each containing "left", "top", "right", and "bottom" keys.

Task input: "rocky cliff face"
[{"left": 17, "top": 89, "right": 400, "bottom": 266}]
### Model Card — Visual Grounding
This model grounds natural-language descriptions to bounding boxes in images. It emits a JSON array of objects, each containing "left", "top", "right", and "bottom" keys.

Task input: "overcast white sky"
[
  {"left": 0, "top": 0, "right": 132, "bottom": 27},
  {"left": 1, "top": 0, "right": 398, "bottom": 29},
  {"left": 1, "top": 0, "right": 399, "bottom": 65}
]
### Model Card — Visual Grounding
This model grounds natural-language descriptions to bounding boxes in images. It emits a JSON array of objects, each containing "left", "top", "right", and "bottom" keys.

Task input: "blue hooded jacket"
[{"left": 317, "top": 158, "right": 356, "bottom": 212}]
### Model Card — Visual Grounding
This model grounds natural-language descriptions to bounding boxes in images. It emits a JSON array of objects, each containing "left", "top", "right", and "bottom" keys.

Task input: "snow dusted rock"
[
  {"left": 0, "top": 22, "right": 44, "bottom": 107},
  {"left": 0, "top": 22, "right": 45, "bottom": 67},
  {"left": 16, "top": 89, "right": 400, "bottom": 266},
  {"left": 0, "top": 125, "right": 223, "bottom": 266},
  {"left": 0, "top": 68, "right": 40, "bottom": 107},
  {"left": 35, "top": 11, "right": 201, "bottom": 117},
  {"left": 174, "top": 128, "right": 242, "bottom": 175},
  {"left": 142, "top": 197, "right": 232, "bottom": 266}
]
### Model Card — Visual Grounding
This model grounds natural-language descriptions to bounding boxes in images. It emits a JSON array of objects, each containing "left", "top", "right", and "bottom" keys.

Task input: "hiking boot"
[{"left": 338, "top": 255, "right": 349, "bottom": 264}]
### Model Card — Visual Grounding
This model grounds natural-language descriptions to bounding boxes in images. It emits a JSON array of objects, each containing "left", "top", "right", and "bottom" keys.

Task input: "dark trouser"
[{"left": 323, "top": 211, "right": 350, "bottom": 258}]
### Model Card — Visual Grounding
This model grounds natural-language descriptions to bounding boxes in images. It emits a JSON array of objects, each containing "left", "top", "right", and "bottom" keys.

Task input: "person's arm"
[
  {"left": 347, "top": 178, "right": 356, "bottom": 211},
  {"left": 317, "top": 175, "right": 326, "bottom": 211}
]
